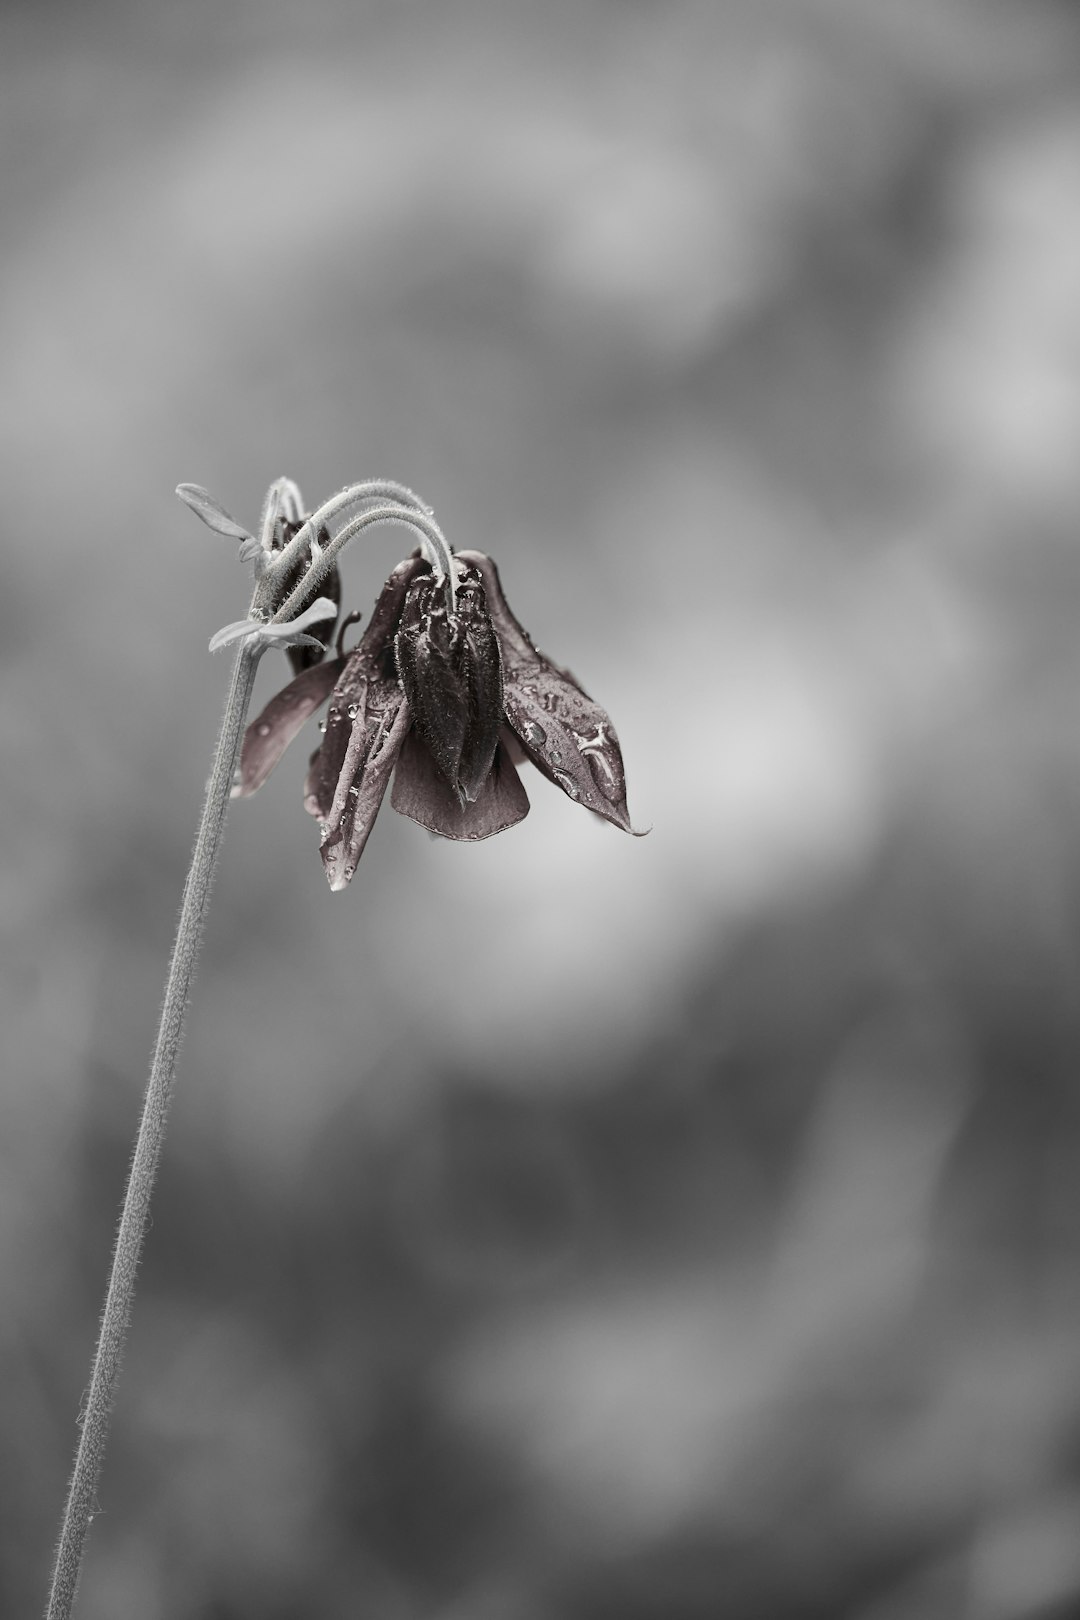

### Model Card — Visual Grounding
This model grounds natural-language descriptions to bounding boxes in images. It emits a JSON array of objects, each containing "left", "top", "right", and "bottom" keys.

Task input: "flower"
[{"left": 235, "top": 549, "right": 640, "bottom": 889}]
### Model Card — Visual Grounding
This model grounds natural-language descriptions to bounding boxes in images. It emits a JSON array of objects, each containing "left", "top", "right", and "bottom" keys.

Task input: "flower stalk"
[
  {"left": 46, "top": 479, "right": 450, "bottom": 1619},
  {"left": 45, "top": 641, "right": 260, "bottom": 1620}
]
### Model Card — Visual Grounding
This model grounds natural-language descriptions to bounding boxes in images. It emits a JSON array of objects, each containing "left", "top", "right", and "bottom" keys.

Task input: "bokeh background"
[{"left": 6, "top": 1, "right": 1080, "bottom": 1615}]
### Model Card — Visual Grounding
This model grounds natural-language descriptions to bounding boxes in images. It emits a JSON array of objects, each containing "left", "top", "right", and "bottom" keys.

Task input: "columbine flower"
[{"left": 235, "top": 548, "right": 640, "bottom": 889}]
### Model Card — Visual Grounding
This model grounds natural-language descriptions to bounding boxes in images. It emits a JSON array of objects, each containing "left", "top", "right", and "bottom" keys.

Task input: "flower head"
[{"left": 235, "top": 548, "right": 640, "bottom": 889}]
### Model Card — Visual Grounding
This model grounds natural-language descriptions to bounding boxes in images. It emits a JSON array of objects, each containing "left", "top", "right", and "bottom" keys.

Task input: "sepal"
[
  {"left": 233, "top": 657, "right": 345, "bottom": 798},
  {"left": 176, "top": 484, "right": 255, "bottom": 542},
  {"left": 456, "top": 551, "right": 640, "bottom": 833}
]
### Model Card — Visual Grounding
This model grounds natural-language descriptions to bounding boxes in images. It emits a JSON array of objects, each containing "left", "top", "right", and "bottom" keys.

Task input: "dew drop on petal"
[
  {"left": 522, "top": 720, "right": 546, "bottom": 747},
  {"left": 347, "top": 703, "right": 359, "bottom": 720},
  {"left": 587, "top": 750, "right": 620, "bottom": 801},
  {"left": 553, "top": 769, "right": 580, "bottom": 800},
  {"left": 256, "top": 722, "right": 272, "bottom": 737}
]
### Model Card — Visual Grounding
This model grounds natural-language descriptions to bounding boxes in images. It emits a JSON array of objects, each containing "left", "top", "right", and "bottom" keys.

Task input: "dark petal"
[
  {"left": 306, "top": 555, "right": 428, "bottom": 820},
  {"left": 233, "top": 657, "right": 345, "bottom": 798},
  {"left": 307, "top": 556, "right": 431, "bottom": 889},
  {"left": 390, "top": 731, "right": 530, "bottom": 840},
  {"left": 363, "top": 553, "right": 432, "bottom": 651},
  {"left": 306, "top": 557, "right": 427, "bottom": 816},
  {"left": 395, "top": 576, "right": 468, "bottom": 801},
  {"left": 455, "top": 550, "right": 639, "bottom": 833},
  {"left": 319, "top": 691, "right": 413, "bottom": 890},
  {"left": 454, "top": 567, "right": 505, "bottom": 804}
]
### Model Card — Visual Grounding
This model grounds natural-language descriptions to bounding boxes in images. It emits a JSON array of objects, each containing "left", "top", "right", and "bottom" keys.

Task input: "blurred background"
[{"left": 5, "top": 0, "right": 1080, "bottom": 1615}]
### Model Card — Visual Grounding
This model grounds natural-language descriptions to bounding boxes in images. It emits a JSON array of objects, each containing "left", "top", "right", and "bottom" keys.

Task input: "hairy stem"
[
  {"left": 45, "top": 641, "right": 261, "bottom": 1620},
  {"left": 266, "top": 478, "right": 433, "bottom": 585},
  {"left": 266, "top": 502, "right": 455, "bottom": 624}
]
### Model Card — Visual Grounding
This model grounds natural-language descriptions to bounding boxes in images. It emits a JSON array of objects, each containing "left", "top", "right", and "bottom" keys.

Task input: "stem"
[
  {"left": 265, "top": 503, "right": 455, "bottom": 624},
  {"left": 266, "top": 478, "right": 433, "bottom": 585},
  {"left": 45, "top": 641, "right": 262, "bottom": 1620}
]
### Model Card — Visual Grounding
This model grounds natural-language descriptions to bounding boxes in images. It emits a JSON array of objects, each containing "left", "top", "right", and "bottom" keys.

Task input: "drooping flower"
[{"left": 235, "top": 549, "right": 640, "bottom": 889}]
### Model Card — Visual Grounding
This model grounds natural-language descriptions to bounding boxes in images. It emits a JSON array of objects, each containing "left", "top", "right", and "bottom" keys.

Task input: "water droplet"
[
  {"left": 587, "top": 751, "right": 621, "bottom": 801},
  {"left": 523, "top": 720, "right": 546, "bottom": 747},
  {"left": 347, "top": 702, "right": 359, "bottom": 720},
  {"left": 256, "top": 722, "right": 272, "bottom": 737},
  {"left": 553, "top": 769, "right": 580, "bottom": 801},
  {"left": 318, "top": 721, "right": 327, "bottom": 733},
  {"left": 348, "top": 785, "right": 359, "bottom": 797}
]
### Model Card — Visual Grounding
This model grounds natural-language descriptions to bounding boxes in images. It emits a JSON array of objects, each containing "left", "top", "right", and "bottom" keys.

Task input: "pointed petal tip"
[
  {"left": 582, "top": 802, "right": 647, "bottom": 836},
  {"left": 599, "top": 810, "right": 649, "bottom": 837}
]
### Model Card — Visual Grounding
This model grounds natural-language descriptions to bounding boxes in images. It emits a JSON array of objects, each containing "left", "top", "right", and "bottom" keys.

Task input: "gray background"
[{"left": 6, "top": 2, "right": 1080, "bottom": 1616}]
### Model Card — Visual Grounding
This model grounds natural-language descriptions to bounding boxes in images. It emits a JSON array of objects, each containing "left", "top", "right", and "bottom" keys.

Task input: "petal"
[
  {"left": 307, "top": 556, "right": 430, "bottom": 889},
  {"left": 395, "top": 575, "right": 468, "bottom": 801},
  {"left": 390, "top": 731, "right": 530, "bottom": 840},
  {"left": 306, "top": 555, "right": 428, "bottom": 821},
  {"left": 454, "top": 562, "right": 504, "bottom": 804},
  {"left": 233, "top": 657, "right": 345, "bottom": 798},
  {"left": 318, "top": 692, "right": 412, "bottom": 890},
  {"left": 455, "top": 550, "right": 640, "bottom": 833}
]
